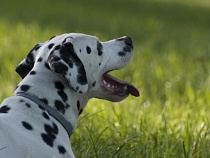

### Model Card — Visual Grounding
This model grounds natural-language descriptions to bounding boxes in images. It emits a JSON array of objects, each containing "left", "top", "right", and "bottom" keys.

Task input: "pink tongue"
[{"left": 104, "top": 74, "right": 140, "bottom": 97}]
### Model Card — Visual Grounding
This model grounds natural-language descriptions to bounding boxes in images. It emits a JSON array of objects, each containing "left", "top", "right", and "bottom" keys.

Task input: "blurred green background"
[{"left": 0, "top": 0, "right": 210, "bottom": 157}]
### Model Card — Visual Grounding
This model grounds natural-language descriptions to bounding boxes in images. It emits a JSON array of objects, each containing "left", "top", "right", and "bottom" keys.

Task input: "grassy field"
[{"left": 0, "top": 0, "right": 210, "bottom": 157}]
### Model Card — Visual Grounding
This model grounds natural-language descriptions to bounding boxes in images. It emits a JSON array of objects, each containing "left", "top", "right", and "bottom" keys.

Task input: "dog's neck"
[{"left": 15, "top": 68, "right": 90, "bottom": 131}]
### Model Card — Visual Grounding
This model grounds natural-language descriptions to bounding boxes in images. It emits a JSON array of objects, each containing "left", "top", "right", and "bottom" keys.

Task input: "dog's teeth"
[
  {"left": 103, "top": 80, "right": 107, "bottom": 85},
  {"left": 112, "top": 85, "right": 115, "bottom": 88},
  {"left": 108, "top": 84, "right": 110, "bottom": 87}
]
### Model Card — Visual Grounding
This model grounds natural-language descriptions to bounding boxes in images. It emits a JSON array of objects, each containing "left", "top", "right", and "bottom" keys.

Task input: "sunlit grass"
[{"left": 0, "top": 0, "right": 210, "bottom": 157}]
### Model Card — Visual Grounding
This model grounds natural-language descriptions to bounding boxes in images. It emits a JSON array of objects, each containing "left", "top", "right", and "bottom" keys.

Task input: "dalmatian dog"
[{"left": 0, "top": 33, "right": 139, "bottom": 158}]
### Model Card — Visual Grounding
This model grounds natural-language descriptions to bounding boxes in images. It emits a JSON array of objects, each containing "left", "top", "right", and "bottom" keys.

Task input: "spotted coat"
[{"left": 0, "top": 33, "right": 138, "bottom": 158}]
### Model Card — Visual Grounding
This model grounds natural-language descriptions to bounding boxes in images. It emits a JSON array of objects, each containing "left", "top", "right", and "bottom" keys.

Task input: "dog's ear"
[
  {"left": 16, "top": 44, "right": 43, "bottom": 79},
  {"left": 48, "top": 42, "right": 88, "bottom": 93}
]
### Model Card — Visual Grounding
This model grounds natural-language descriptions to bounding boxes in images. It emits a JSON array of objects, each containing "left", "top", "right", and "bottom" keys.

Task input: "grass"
[{"left": 0, "top": 0, "right": 210, "bottom": 157}]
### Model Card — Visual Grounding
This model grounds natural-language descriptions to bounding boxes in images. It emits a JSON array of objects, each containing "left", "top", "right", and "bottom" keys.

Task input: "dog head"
[{"left": 16, "top": 33, "right": 139, "bottom": 102}]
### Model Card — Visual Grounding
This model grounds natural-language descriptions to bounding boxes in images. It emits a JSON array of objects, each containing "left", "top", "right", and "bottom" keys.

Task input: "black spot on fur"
[
  {"left": 79, "top": 49, "right": 81, "bottom": 52},
  {"left": 77, "top": 100, "right": 80, "bottom": 111},
  {"left": 48, "top": 43, "right": 55, "bottom": 49},
  {"left": 79, "top": 109, "right": 83, "bottom": 115},
  {"left": 99, "top": 62, "right": 101, "bottom": 66},
  {"left": 77, "top": 75, "right": 87, "bottom": 86},
  {"left": 30, "top": 71, "right": 36, "bottom": 75},
  {"left": 19, "top": 99, "right": 25, "bottom": 103},
  {"left": 22, "top": 121, "right": 33, "bottom": 130},
  {"left": 20, "top": 85, "right": 30, "bottom": 92},
  {"left": 98, "top": 51, "right": 103, "bottom": 56},
  {"left": 45, "top": 62, "right": 51, "bottom": 70},
  {"left": 58, "top": 145, "right": 66, "bottom": 154},
  {"left": 55, "top": 83, "right": 68, "bottom": 103},
  {"left": 55, "top": 81, "right": 65, "bottom": 90},
  {"left": 41, "top": 123, "right": 58, "bottom": 147},
  {"left": 42, "top": 112, "right": 50, "bottom": 120},
  {"left": 92, "top": 81, "right": 96, "bottom": 87},
  {"left": 25, "top": 103, "right": 31, "bottom": 108},
  {"left": 0, "top": 105, "right": 10, "bottom": 113},
  {"left": 37, "top": 57, "right": 43, "bottom": 62},
  {"left": 118, "top": 51, "right": 126, "bottom": 56},
  {"left": 77, "top": 65, "right": 87, "bottom": 85},
  {"left": 55, "top": 100, "right": 65, "bottom": 114},
  {"left": 58, "top": 91, "right": 67, "bottom": 102},
  {"left": 86, "top": 46, "right": 91, "bottom": 54},
  {"left": 41, "top": 133, "right": 56, "bottom": 147},
  {"left": 97, "top": 41, "right": 103, "bottom": 56},
  {"left": 45, "top": 123, "right": 58, "bottom": 135}
]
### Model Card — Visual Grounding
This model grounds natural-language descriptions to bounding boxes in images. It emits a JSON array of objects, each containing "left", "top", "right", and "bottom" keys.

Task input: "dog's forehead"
[
  {"left": 69, "top": 33, "right": 97, "bottom": 39},
  {"left": 69, "top": 33, "right": 99, "bottom": 45},
  {"left": 48, "top": 33, "right": 99, "bottom": 47}
]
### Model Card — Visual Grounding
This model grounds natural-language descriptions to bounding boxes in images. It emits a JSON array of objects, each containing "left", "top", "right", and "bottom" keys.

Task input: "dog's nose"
[
  {"left": 124, "top": 36, "right": 133, "bottom": 46},
  {"left": 117, "top": 36, "right": 133, "bottom": 48}
]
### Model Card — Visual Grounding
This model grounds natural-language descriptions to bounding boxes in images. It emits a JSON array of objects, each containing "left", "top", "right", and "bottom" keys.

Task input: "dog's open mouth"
[{"left": 102, "top": 73, "right": 140, "bottom": 98}]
